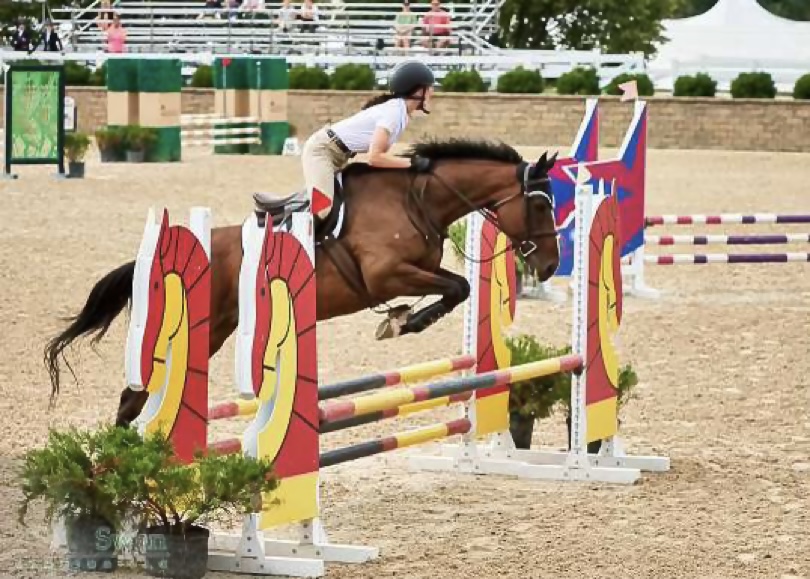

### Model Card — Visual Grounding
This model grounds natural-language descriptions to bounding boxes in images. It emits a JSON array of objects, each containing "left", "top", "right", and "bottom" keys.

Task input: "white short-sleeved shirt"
[{"left": 330, "top": 98, "right": 409, "bottom": 153}]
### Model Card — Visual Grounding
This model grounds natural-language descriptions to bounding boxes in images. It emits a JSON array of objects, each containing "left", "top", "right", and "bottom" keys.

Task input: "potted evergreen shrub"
[
  {"left": 504, "top": 337, "right": 640, "bottom": 453},
  {"left": 506, "top": 335, "right": 570, "bottom": 449},
  {"left": 64, "top": 132, "right": 91, "bottom": 179},
  {"left": 18, "top": 425, "right": 149, "bottom": 573},
  {"left": 95, "top": 127, "right": 125, "bottom": 163},
  {"left": 124, "top": 126, "right": 157, "bottom": 163},
  {"left": 128, "top": 433, "right": 279, "bottom": 579}
]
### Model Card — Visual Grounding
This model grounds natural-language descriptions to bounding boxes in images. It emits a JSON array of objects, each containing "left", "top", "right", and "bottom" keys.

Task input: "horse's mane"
[
  {"left": 342, "top": 138, "right": 523, "bottom": 178},
  {"left": 406, "top": 138, "right": 523, "bottom": 164}
]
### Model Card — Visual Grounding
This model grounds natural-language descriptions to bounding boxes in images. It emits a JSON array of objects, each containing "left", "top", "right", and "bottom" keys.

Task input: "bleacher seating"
[
  {"left": 6, "top": 0, "right": 645, "bottom": 90},
  {"left": 50, "top": 0, "right": 500, "bottom": 56}
]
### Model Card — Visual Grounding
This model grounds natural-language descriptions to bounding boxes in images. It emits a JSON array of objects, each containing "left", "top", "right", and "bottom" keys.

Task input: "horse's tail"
[{"left": 45, "top": 260, "right": 136, "bottom": 401}]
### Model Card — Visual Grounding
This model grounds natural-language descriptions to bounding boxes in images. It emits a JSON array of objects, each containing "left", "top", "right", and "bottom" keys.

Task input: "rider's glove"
[{"left": 410, "top": 155, "right": 432, "bottom": 173}]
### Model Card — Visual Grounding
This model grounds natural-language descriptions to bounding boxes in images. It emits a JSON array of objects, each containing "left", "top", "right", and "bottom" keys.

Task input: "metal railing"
[{"left": 48, "top": 1, "right": 501, "bottom": 55}]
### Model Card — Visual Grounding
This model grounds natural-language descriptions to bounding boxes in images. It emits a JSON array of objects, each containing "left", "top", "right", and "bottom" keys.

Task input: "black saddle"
[{"left": 253, "top": 176, "right": 344, "bottom": 242}]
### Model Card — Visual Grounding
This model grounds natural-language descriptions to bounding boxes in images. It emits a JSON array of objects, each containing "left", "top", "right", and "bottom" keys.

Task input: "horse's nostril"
[{"left": 542, "top": 263, "right": 557, "bottom": 280}]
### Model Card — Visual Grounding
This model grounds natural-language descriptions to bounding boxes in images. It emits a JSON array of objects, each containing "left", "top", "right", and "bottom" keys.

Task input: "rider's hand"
[{"left": 410, "top": 155, "right": 431, "bottom": 172}]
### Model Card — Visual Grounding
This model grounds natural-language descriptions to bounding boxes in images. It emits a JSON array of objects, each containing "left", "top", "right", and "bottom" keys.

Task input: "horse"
[{"left": 44, "top": 138, "right": 561, "bottom": 428}]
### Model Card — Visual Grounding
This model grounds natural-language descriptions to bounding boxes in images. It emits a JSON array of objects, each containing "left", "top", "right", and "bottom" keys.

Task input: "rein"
[{"left": 406, "top": 160, "right": 558, "bottom": 264}]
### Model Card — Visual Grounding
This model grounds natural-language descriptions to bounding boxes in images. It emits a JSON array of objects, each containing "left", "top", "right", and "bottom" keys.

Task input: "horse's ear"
[
  {"left": 538, "top": 152, "right": 548, "bottom": 167},
  {"left": 548, "top": 151, "right": 558, "bottom": 169}
]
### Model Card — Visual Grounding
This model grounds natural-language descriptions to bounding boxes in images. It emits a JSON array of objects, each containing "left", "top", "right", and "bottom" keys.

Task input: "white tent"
[{"left": 647, "top": 0, "right": 810, "bottom": 92}]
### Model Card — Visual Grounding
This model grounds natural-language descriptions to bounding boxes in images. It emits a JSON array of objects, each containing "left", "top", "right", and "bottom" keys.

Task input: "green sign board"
[{"left": 3, "top": 64, "right": 66, "bottom": 178}]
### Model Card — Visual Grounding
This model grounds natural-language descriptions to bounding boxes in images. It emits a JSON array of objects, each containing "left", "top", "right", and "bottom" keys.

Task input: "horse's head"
[{"left": 491, "top": 151, "right": 560, "bottom": 281}]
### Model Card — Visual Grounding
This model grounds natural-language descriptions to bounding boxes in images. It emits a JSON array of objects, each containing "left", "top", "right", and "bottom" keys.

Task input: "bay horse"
[{"left": 44, "top": 138, "right": 561, "bottom": 427}]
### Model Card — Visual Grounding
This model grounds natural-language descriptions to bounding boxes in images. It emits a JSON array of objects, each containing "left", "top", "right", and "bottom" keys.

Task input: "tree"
[
  {"left": 670, "top": 0, "right": 810, "bottom": 19},
  {"left": 759, "top": 0, "right": 810, "bottom": 20},
  {"left": 495, "top": 0, "right": 678, "bottom": 56}
]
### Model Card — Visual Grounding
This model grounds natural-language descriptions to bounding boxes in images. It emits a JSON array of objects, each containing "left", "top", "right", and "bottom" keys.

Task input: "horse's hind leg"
[{"left": 373, "top": 266, "right": 470, "bottom": 340}]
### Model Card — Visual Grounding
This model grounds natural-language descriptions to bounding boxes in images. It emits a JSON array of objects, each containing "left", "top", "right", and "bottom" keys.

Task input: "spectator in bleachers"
[
  {"left": 225, "top": 0, "right": 241, "bottom": 21},
  {"left": 30, "top": 20, "right": 63, "bottom": 53},
  {"left": 394, "top": 1, "right": 417, "bottom": 51},
  {"left": 198, "top": 0, "right": 224, "bottom": 20},
  {"left": 10, "top": 21, "right": 32, "bottom": 52},
  {"left": 276, "top": 0, "right": 298, "bottom": 31},
  {"left": 96, "top": 0, "right": 114, "bottom": 30},
  {"left": 105, "top": 13, "right": 127, "bottom": 53},
  {"left": 299, "top": 0, "right": 319, "bottom": 33},
  {"left": 421, "top": 0, "right": 451, "bottom": 50},
  {"left": 240, "top": 0, "right": 265, "bottom": 16}
]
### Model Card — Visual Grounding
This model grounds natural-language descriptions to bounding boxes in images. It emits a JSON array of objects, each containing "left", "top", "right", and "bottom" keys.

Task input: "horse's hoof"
[
  {"left": 375, "top": 319, "right": 398, "bottom": 340},
  {"left": 375, "top": 306, "right": 411, "bottom": 340}
]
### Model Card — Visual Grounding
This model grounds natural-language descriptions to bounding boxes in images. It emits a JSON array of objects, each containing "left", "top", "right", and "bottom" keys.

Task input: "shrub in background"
[
  {"left": 730, "top": 72, "right": 777, "bottom": 99},
  {"left": 673, "top": 73, "right": 717, "bottom": 97},
  {"left": 189, "top": 64, "right": 213, "bottom": 88},
  {"left": 330, "top": 64, "right": 376, "bottom": 90},
  {"left": 64, "top": 61, "right": 92, "bottom": 86},
  {"left": 792, "top": 73, "right": 810, "bottom": 100},
  {"left": 497, "top": 66, "right": 544, "bottom": 94},
  {"left": 604, "top": 73, "right": 655, "bottom": 97},
  {"left": 289, "top": 65, "right": 330, "bottom": 90},
  {"left": 440, "top": 69, "right": 487, "bottom": 92},
  {"left": 555, "top": 67, "right": 600, "bottom": 96}
]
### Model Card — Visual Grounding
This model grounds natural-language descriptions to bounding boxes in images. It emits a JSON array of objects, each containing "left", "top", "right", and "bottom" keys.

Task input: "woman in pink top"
[{"left": 106, "top": 14, "right": 127, "bottom": 53}]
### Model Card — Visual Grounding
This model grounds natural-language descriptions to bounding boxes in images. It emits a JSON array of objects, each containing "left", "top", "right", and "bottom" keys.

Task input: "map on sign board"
[{"left": 9, "top": 70, "right": 61, "bottom": 161}]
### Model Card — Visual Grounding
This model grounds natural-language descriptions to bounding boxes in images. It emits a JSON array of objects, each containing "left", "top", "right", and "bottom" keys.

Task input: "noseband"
[{"left": 489, "top": 161, "right": 558, "bottom": 258}]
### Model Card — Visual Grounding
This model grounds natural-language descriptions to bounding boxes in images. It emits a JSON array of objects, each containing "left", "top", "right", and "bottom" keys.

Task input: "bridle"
[
  {"left": 407, "top": 159, "right": 559, "bottom": 263},
  {"left": 489, "top": 161, "right": 558, "bottom": 258}
]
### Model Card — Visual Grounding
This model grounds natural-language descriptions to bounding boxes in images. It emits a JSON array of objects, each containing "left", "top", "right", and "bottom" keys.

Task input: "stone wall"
[{"left": 2, "top": 86, "right": 810, "bottom": 152}]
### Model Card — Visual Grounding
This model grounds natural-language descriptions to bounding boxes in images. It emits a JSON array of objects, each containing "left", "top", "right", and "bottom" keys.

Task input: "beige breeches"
[{"left": 302, "top": 128, "right": 353, "bottom": 219}]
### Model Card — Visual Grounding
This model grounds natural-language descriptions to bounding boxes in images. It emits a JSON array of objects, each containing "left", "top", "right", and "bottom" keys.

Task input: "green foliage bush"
[
  {"left": 89, "top": 62, "right": 106, "bottom": 86},
  {"left": 496, "top": 66, "right": 545, "bottom": 94},
  {"left": 792, "top": 73, "right": 810, "bottom": 100},
  {"left": 440, "top": 69, "right": 487, "bottom": 93},
  {"left": 505, "top": 334, "right": 640, "bottom": 418},
  {"left": 18, "top": 425, "right": 150, "bottom": 528},
  {"left": 507, "top": 336, "right": 571, "bottom": 420},
  {"left": 289, "top": 65, "right": 330, "bottom": 90},
  {"left": 730, "top": 72, "right": 777, "bottom": 99},
  {"left": 330, "top": 64, "right": 376, "bottom": 90},
  {"left": 604, "top": 73, "right": 655, "bottom": 97},
  {"left": 673, "top": 73, "right": 717, "bottom": 97},
  {"left": 190, "top": 64, "right": 213, "bottom": 88},
  {"left": 64, "top": 61, "right": 92, "bottom": 86},
  {"left": 556, "top": 67, "right": 600, "bottom": 96}
]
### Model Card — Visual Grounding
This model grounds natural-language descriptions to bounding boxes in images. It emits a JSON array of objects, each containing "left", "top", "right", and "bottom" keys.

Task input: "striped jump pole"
[
  {"left": 181, "top": 116, "right": 262, "bottom": 148},
  {"left": 319, "top": 392, "right": 473, "bottom": 434},
  {"left": 646, "top": 214, "right": 810, "bottom": 227},
  {"left": 180, "top": 116, "right": 261, "bottom": 125},
  {"left": 320, "top": 419, "right": 472, "bottom": 468},
  {"left": 208, "top": 437, "right": 243, "bottom": 455},
  {"left": 646, "top": 253, "right": 810, "bottom": 265},
  {"left": 318, "top": 354, "right": 475, "bottom": 401},
  {"left": 210, "top": 354, "right": 476, "bottom": 422},
  {"left": 318, "top": 355, "right": 583, "bottom": 425},
  {"left": 647, "top": 233, "right": 810, "bottom": 246},
  {"left": 209, "top": 399, "right": 260, "bottom": 420}
]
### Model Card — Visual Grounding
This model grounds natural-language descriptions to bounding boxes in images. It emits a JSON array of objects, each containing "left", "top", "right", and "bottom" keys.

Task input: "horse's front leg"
[{"left": 372, "top": 265, "right": 470, "bottom": 340}]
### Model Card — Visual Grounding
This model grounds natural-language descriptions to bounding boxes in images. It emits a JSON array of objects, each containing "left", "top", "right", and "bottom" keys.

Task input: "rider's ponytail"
[{"left": 361, "top": 93, "right": 398, "bottom": 110}]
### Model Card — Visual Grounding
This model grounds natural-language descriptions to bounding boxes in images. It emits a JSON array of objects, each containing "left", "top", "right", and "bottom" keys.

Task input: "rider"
[{"left": 302, "top": 60, "right": 436, "bottom": 231}]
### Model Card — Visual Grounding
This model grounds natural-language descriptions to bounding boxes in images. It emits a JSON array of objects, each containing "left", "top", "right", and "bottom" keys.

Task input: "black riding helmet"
[{"left": 389, "top": 60, "right": 435, "bottom": 114}]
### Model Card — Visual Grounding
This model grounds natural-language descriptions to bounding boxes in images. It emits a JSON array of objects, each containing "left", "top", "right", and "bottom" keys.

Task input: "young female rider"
[{"left": 302, "top": 60, "right": 436, "bottom": 230}]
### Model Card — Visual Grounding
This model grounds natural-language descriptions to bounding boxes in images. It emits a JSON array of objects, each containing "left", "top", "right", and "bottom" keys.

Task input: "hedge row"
[{"left": 13, "top": 60, "right": 810, "bottom": 100}]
